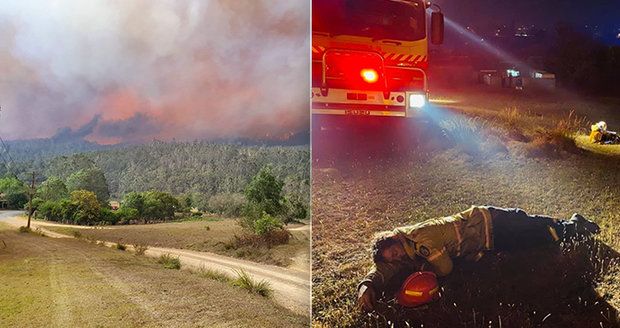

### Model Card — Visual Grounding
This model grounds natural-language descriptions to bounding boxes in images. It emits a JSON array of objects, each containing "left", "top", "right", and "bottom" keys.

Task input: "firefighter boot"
[{"left": 569, "top": 213, "right": 600, "bottom": 235}]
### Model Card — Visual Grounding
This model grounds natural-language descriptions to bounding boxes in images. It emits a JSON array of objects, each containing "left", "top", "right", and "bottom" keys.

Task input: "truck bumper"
[{"left": 311, "top": 88, "right": 425, "bottom": 118}]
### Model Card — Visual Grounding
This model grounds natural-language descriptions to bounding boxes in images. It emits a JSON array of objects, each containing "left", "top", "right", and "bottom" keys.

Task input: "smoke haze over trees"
[{"left": 0, "top": 0, "right": 309, "bottom": 143}]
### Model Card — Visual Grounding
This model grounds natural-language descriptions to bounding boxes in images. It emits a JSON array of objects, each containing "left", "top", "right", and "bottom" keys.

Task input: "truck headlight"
[{"left": 408, "top": 94, "right": 426, "bottom": 109}]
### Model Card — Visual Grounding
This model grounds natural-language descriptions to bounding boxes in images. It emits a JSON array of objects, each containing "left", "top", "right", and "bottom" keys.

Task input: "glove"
[{"left": 357, "top": 284, "right": 376, "bottom": 312}]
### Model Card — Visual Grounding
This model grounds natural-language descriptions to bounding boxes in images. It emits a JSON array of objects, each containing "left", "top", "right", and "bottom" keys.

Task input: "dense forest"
[
  {"left": 1, "top": 140, "right": 309, "bottom": 211},
  {"left": 1, "top": 138, "right": 111, "bottom": 164}
]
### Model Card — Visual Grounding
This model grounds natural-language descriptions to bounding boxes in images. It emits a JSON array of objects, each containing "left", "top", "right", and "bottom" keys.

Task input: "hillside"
[{"left": 1, "top": 141, "right": 308, "bottom": 206}]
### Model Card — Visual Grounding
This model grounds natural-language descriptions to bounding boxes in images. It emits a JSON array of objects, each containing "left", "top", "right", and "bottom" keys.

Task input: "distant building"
[
  {"left": 527, "top": 70, "right": 556, "bottom": 89},
  {"left": 478, "top": 62, "right": 555, "bottom": 90},
  {"left": 109, "top": 201, "right": 120, "bottom": 211}
]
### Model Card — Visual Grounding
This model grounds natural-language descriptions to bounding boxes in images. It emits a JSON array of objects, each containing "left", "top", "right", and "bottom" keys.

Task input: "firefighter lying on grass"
[{"left": 357, "top": 205, "right": 601, "bottom": 312}]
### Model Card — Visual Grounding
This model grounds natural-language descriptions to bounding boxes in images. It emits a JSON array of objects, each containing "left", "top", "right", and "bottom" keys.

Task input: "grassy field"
[
  {"left": 432, "top": 86, "right": 620, "bottom": 157},
  {"left": 311, "top": 87, "right": 620, "bottom": 327},
  {"left": 0, "top": 222, "right": 308, "bottom": 328},
  {"left": 43, "top": 218, "right": 309, "bottom": 269}
]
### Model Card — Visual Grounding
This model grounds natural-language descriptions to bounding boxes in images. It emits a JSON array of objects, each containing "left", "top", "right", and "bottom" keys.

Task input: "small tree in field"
[
  {"left": 66, "top": 168, "right": 110, "bottom": 205},
  {"left": 254, "top": 213, "right": 283, "bottom": 235},
  {"left": 36, "top": 176, "right": 69, "bottom": 202},
  {"left": 242, "top": 166, "right": 286, "bottom": 232},
  {"left": 142, "top": 191, "right": 179, "bottom": 223},
  {"left": 0, "top": 176, "right": 28, "bottom": 209},
  {"left": 123, "top": 192, "right": 145, "bottom": 217},
  {"left": 70, "top": 190, "right": 101, "bottom": 225}
]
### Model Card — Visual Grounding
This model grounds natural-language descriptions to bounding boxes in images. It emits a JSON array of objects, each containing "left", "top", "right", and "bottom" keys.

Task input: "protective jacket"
[{"left": 360, "top": 206, "right": 493, "bottom": 290}]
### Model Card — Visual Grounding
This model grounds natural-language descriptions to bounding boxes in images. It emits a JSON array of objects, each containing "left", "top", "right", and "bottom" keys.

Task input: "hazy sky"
[{"left": 0, "top": 0, "right": 309, "bottom": 144}]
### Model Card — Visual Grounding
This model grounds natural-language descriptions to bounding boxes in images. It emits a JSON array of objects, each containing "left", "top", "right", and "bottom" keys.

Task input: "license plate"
[{"left": 344, "top": 109, "right": 370, "bottom": 116}]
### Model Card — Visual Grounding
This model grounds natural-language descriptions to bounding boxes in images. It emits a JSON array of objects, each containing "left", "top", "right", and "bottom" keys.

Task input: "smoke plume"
[{"left": 0, "top": 0, "right": 309, "bottom": 144}]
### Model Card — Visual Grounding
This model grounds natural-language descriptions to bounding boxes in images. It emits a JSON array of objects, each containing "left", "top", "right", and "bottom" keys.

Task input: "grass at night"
[{"left": 311, "top": 86, "right": 620, "bottom": 327}]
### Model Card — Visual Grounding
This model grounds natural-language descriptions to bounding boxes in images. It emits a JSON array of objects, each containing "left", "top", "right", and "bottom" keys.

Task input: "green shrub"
[
  {"left": 99, "top": 208, "right": 119, "bottom": 225},
  {"left": 158, "top": 254, "right": 181, "bottom": 269},
  {"left": 66, "top": 168, "right": 110, "bottom": 205},
  {"left": 36, "top": 176, "right": 69, "bottom": 202},
  {"left": 122, "top": 192, "right": 145, "bottom": 218},
  {"left": 115, "top": 243, "right": 126, "bottom": 251},
  {"left": 143, "top": 191, "right": 179, "bottom": 222},
  {"left": 115, "top": 207, "right": 139, "bottom": 225},
  {"left": 0, "top": 177, "right": 28, "bottom": 209},
  {"left": 244, "top": 166, "right": 285, "bottom": 217},
  {"left": 253, "top": 213, "right": 283, "bottom": 236},
  {"left": 231, "top": 270, "right": 272, "bottom": 297},
  {"left": 70, "top": 190, "right": 101, "bottom": 225}
]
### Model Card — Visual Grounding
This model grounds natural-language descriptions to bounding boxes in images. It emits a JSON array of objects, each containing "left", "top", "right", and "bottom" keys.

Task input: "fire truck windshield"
[{"left": 313, "top": 0, "right": 426, "bottom": 41}]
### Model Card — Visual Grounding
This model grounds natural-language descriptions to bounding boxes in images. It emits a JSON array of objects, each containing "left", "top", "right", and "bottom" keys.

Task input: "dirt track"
[{"left": 0, "top": 211, "right": 310, "bottom": 316}]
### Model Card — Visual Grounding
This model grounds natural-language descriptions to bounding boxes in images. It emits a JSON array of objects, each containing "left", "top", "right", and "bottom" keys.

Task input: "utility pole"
[{"left": 27, "top": 172, "right": 36, "bottom": 229}]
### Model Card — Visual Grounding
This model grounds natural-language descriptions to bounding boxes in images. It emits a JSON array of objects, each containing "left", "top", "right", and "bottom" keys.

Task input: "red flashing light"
[{"left": 360, "top": 69, "right": 378, "bottom": 83}]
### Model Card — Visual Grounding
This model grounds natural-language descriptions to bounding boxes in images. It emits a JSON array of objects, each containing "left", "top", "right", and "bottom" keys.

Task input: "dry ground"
[
  {"left": 41, "top": 218, "right": 309, "bottom": 269},
  {"left": 311, "top": 87, "right": 620, "bottom": 327},
  {"left": 0, "top": 222, "right": 308, "bottom": 328},
  {"left": 431, "top": 86, "right": 620, "bottom": 157}
]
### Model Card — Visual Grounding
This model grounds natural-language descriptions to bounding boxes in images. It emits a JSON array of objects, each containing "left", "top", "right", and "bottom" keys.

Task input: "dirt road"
[
  {"left": 0, "top": 211, "right": 310, "bottom": 316},
  {"left": 0, "top": 218, "right": 308, "bottom": 327}
]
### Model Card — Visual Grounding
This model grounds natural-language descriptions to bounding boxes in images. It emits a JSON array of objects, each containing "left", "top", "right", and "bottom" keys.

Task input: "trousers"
[{"left": 487, "top": 207, "right": 574, "bottom": 251}]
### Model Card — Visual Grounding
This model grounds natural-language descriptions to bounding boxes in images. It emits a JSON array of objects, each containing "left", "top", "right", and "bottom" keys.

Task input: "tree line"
[{"left": 0, "top": 141, "right": 309, "bottom": 226}]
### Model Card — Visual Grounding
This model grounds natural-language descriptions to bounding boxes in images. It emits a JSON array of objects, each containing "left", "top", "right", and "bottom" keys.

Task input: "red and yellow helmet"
[{"left": 396, "top": 271, "right": 440, "bottom": 307}]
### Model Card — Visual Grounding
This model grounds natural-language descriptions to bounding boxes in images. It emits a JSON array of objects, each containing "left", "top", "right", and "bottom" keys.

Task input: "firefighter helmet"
[
  {"left": 592, "top": 121, "right": 607, "bottom": 132},
  {"left": 396, "top": 271, "right": 440, "bottom": 307}
]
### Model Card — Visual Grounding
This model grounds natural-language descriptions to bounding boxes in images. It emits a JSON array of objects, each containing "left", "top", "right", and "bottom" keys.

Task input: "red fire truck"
[{"left": 312, "top": 0, "right": 444, "bottom": 118}]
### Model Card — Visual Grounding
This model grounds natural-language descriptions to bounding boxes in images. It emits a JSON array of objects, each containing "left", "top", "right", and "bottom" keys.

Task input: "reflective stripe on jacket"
[{"left": 360, "top": 206, "right": 493, "bottom": 290}]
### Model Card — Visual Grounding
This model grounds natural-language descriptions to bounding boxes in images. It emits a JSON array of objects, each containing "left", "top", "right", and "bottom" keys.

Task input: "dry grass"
[
  {"left": 133, "top": 243, "right": 148, "bottom": 255},
  {"left": 437, "top": 86, "right": 620, "bottom": 159},
  {"left": 575, "top": 135, "right": 620, "bottom": 156},
  {"left": 229, "top": 229, "right": 291, "bottom": 249},
  {"left": 44, "top": 219, "right": 309, "bottom": 268},
  {"left": 519, "top": 110, "right": 587, "bottom": 158},
  {"left": 195, "top": 267, "right": 273, "bottom": 298},
  {"left": 312, "top": 88, "right": 620, "bottom": 327},
  {"left": 0, "top": 222, "right": 307, "bottom": 327},
  {"left": 198, "top": 267, "right": 232, "bottom": 283},
  {"left": 231, "top": 269, "right": 273, "bottom": 298}
]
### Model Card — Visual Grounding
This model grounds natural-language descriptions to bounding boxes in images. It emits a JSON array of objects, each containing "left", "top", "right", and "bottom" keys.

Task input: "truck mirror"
[{"left": 431, "top": 12, "right": 444, "bottom": 45}]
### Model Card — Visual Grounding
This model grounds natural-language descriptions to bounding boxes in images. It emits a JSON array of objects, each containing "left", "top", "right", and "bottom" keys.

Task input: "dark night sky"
[{"left": 438, "top": 0, "right": 620, "bottom": 32}]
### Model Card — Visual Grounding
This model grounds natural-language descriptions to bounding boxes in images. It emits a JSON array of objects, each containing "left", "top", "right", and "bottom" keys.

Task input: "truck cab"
[{"left": 312, "top": 0, "right": 443, "bottom": 118}]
